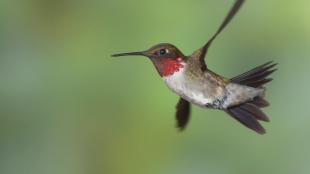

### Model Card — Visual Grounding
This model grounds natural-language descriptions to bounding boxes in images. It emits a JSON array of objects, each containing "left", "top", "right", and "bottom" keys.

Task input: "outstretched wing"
[
  {"left": 191, "top": 0, "right": 245, "bottom": 71},
  {"left": 176, "top": 98, "right": 191, "bottom": 131}
]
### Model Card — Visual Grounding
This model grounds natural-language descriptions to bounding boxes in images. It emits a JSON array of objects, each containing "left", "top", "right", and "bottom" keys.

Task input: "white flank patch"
[
  {"left": 162, "top": 64, "right": 212, "bottom": 106},
  {"left": 222, "top": 83, "right": 265, "bottom": 108}
]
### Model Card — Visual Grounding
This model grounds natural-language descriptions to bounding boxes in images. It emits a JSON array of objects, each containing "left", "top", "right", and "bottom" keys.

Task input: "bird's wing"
[
  {"left": 191, "top": 0, "right": 245, "bottom": 71},
  {"left": 176, "top": 98, "right": 191, "bottom": 131}
]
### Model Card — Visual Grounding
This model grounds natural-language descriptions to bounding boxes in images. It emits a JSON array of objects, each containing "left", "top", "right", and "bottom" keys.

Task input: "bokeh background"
[{"left": 1, "top": 0, "right": 310, "bottom": 174}]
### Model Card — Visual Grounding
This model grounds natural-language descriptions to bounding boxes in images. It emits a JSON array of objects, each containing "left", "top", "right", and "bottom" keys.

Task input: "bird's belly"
[
  {"left": 163, "top": 71, "right": 213, "bottom": 107},
  {"left": 180, "top": 88, "right": 212, "bottom": 106}
]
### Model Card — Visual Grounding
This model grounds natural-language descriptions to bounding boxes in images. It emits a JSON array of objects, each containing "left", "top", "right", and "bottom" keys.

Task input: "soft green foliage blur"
[{"left": 0, "top": 0, "right": 310, "bottom": 174}]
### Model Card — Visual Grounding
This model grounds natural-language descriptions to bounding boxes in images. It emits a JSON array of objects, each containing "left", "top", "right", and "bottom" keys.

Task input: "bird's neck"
[{"left": 152, "top": 57, "right": 185, "bottom": 77}]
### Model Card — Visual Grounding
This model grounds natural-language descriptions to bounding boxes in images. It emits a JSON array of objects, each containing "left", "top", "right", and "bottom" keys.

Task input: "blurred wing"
[
  {"left": 176, "top": 98, "right": 191, "bottom": 131},
  {"left": 191, "top": 0, "right": 245, "bottom": 71}
]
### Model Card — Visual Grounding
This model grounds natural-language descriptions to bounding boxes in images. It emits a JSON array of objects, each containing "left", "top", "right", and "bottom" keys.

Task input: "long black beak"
[{"left": 111, "top": 51, "right": 146, "bottom": 57}]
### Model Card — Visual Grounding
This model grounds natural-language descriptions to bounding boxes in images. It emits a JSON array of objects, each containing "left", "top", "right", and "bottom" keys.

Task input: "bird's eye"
[{"left": 159, "top": 48, "right": 168, "bottom": 55}]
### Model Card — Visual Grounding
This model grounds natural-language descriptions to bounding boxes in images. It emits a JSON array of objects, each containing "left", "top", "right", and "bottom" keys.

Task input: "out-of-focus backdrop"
[{"left": 0, "top": 0, "right": 309, "bottom": 174}]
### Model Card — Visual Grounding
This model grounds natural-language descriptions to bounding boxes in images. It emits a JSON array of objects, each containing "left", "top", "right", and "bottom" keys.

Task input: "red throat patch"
[{"left": 154, "top": 57, "right": 184, "bottom": 77}]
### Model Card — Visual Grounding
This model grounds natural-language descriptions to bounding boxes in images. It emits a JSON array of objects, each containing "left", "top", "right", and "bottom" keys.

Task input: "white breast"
[{"left": 162, "top": 67, "right": 212, "bottom": 106}]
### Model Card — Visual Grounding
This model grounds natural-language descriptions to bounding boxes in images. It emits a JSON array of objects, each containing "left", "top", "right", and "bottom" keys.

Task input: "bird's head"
[{"left": 112, "top": 43, "right": 186, "bottom": 77}]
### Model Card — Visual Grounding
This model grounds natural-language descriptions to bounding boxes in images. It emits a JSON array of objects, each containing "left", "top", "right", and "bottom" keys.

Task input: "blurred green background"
[{"left": 1, "top": 0, "right": 310, "bottom": 174}]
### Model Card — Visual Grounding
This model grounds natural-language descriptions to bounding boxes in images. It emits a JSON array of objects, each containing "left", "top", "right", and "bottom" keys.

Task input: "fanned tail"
[
  {"left": 226, "top": 103, "right": 269, "bottom": 134},
  {"left": 226, "top": 61, "right": 277, "bottom": 134}
]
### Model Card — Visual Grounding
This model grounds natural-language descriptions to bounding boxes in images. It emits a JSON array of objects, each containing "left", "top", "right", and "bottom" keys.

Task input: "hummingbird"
[{"left": 112, "top": 0, "right": 277, "bottom": 134}]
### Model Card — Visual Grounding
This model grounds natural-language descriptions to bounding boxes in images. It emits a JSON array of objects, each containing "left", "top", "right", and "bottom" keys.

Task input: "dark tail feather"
[
  {"left": 226, "top": 104, "right": 269, "bottom": 134},
  {"left": 226, "top": 61, "right": 276, "bottom": 134},
  {"left": 231, "top": 61, "right": 277, "bottom": 88},
  {"left": 250, "top": 97, "right": 270, "bottom": 108},
  {"left": 239, "top": 103, "right": 270, "bottom": 122}
]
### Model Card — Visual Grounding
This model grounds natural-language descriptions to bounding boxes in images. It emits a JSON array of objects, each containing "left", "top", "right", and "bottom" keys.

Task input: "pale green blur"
[{"left": 0, "top": 1, "right": 310, "bottom": 174}]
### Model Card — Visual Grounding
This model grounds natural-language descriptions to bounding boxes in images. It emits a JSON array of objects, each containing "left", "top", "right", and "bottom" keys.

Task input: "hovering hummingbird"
[{"left": 112, "top": 0, "right": 277, "bottom": 134}]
